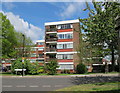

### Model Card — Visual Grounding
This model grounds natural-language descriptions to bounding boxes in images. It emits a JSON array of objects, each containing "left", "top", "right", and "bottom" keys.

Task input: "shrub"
[
  {"left": 11, "top": 58, "right": 23, "bottom": 74},
  {"left": 76, "top": 63, "right": 87, "bottom": 74},
  {"left": 45, "top": 60, "right": 59, "bottom": 75},
  {"left": 11, "top": 58, "right": 44, "bottom": 75}
]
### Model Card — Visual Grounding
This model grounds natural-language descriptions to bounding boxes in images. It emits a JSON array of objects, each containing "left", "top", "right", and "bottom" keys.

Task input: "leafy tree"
[
  {"left": 79, "top": 1, "right": 120, "bottom": 71},
  {"left": 77, "top": 33, "right": 103, "bottom": 66},
  {"left": 1, "top": 12, "right": 18, "bottom": 58},
  {"left": 45, "top": 60, "right": 59, "bottom": 75},
  {"left": 15, "top": 32, "right": 33, "bottom": 58},
  {"left": 1, "top": 12, "right": 33, "bottom": 59}
]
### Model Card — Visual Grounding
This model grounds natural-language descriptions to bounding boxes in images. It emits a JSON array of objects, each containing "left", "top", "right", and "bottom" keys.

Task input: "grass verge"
[{"left": 56, "top": 82, "right": 120, "bottom": 92}]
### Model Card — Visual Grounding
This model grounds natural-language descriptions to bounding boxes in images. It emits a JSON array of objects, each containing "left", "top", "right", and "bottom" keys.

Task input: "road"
[
  {"left": 2, "top": 76, "right": 74, "bottom": 91},
  {"left": 2, "top": 74, "right": 120, "bottom": 92}
]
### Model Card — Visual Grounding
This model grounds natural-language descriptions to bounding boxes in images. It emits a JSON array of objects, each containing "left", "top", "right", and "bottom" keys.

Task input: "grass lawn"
[
  {"left": 56, "top": 82, "right": 120, "bottom": 92},
  {"left": 0, "top": 72, "right": 21, "bottom": 76}
]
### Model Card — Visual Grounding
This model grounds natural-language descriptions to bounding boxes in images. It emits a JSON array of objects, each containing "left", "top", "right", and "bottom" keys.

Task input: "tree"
[
  {"left": 79, "top": 1, "right": 120, "bottom": 71},
  {"left": 77, "top": 33, "right": 103, "bottom": 66},
  {"left": 1, "top": 12, "right": 33, "bottom": 59},
  {"left": 15, "top": 32, "right": 33, "bottom": 58},
  {"left": 45, "top": 60, "right": 59, "bottom": 75},
  {"left": 1, "top": 12, "right": 18, "bottom": 58}
]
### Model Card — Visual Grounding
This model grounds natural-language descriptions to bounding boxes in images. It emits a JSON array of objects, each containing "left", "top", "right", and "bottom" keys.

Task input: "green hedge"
[{"left": 76, "top": 63, "right": 87, "bottom": 74}]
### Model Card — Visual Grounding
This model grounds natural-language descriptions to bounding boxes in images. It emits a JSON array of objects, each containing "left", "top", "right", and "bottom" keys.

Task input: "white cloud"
[
  {"left": 59, "top": 2, "right": 85, "bottom": 19},
  {"left": 3, "top": 12, "right": 44, "bottom": 43}
]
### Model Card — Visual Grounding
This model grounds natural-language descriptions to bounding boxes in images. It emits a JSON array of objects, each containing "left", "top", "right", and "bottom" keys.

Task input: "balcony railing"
[
  {"left": 46, "top": 28, "right": 57, "bottom": 32},
  {"left": 46, "top": 58, "right": 57, "bottom": 62},
  {"left": 46, "top": 48, "right": 56, "bottom": 52},
  {"left": 46, "top": 38, "right": 57, "bottom": 41}
]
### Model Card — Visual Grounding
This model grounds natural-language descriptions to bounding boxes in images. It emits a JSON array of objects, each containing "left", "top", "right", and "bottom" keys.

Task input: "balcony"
[
  {"left": 46, "top": 58, "right": 57, "bottom": 62},
  {"left": 46, "top": 48, "right": 56, "bottom": 52},
  {"left": 46, "top": 38, "right": 57, "bottom": 42},
  {"left": 46, "top": 28, "right": 57, "bottom": 32}
]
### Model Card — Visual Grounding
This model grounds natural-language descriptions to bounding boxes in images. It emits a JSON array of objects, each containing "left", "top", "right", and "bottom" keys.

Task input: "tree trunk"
[
  {"left": 111, "top": 46, "right": 115, "bottom": 72},
  {"left": 105, "top": 62, "right": 109, "bottom": 73}
]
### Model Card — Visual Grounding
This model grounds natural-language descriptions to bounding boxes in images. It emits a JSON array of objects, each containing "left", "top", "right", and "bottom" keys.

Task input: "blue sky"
[{"left": 2, "top": 1, "right": 93, "bottom": 43}]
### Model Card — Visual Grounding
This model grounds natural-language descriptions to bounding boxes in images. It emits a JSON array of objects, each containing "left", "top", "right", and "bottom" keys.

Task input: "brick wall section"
[
  {"left": 73, "top": 23, "right": 80, "bottom": 69},
  {"left": 44, "top": 26, "right": 49, "bottom": 62},
  {"left": 73, "top": 23, "right": 80, "bottom": 51},
  {"left": 45, "top": 26, "right": 50, "bottom": 29}
]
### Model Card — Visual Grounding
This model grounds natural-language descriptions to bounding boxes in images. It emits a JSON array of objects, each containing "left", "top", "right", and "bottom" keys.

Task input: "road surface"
[{"left": 2, "top": 74, "right": 120, "bottom": 91}]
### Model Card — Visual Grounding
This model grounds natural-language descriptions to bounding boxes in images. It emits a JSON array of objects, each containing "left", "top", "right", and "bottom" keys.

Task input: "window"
[
  {"left": 30, "top": 59, "right": 36, "bottom": 63},
  {"left": 58, "top": 64, "right": 74, "bottom": 69},
  {"left": 57, "top": 44, "right": 63, "bottom": 49},
  {"left": 57, "top": 24, "right": 72, "bottom": 29},
  {"left": 38, "top": 47, "right": 44, "bottom": 50},
  {"left": 67, "top": 43, "right": 73, "bottom": 48},
  {"left": 58, "top": 34, "right": 73, "bottom": 39},
  {"left": 31, "top": 54, "right": 36, "bottom": 57},
  {"left": 57, "top": 55, "right": 62, "bottom": 59},
  {"left": 67, "top": 34, "right": 73, "bottom": 39},
  {"left": 38, "top": 42, "right": 43, "bottom": 45},
  {"left": 31, "top": 48, "right": 36, "bottom": 51},
  {"left": 58, "top": 34, "right": 63, "bottom": 39},
  {"left": 37, "top": 59, "right": 44, "bottom": 63},
  {"left": 39, "top": 54, "right": 44, "bottom": 57},
  {"left": 57, "top": 43, "right": 73, "bottom": 49},
  {"left": 57, "top": 54, "right": 73, "bottom": 59}
]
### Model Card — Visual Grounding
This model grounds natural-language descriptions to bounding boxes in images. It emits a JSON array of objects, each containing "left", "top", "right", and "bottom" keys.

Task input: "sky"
[{"left": 1, "top": 0, "right": 95, "bottom": 43}]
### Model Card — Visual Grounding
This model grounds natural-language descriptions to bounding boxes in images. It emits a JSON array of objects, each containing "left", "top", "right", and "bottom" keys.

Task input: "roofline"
[
  {"left": 36, "top": 40, "right": 45, "bottom": 42},
  {"left": 45, "top": 19, "right": 79, "bottom": 26}
]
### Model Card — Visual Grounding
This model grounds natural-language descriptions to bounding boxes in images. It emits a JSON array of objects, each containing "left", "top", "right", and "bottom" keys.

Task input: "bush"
[
  {"left": 45, "top": 60, "right": 59, "bottom": 75},
  {"left": 76, "top": 63, "right": 87, "bottom": 74},
  {"left": 11, "top": 58, "right": 44, "bottom": 75}
]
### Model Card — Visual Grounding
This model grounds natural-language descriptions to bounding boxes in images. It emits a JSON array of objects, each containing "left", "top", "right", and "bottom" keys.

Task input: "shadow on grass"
[{"left": 70, "top": 76, "right": 120, "bottom": 85}]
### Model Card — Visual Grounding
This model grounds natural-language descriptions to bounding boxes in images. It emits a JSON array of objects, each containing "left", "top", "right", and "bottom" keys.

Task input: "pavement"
[
  {"left": 1, "top": 73, "right": 119, "bottom": 78},
  {"left": 1, "top": 73, "right": 120, "bottom": 92}
]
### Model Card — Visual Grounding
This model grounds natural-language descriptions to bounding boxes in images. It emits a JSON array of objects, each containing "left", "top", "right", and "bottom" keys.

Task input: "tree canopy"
[
  {"left": 1, "top": 12, "right": 33, "bottom": 59},
  {"left": 79, "top": 1, "right": 120, "bottom": 71}
]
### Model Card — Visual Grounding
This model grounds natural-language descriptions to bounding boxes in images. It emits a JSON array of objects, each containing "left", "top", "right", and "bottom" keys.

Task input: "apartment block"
[
  {"left": 30, "top": 40, "right": 45, "bottom": 66},
  {"left": 2, "top": 40, "right": 45, "bottom": 72},
  {"left": 44, "top": 19, "right": 80, "bottom": 73}
]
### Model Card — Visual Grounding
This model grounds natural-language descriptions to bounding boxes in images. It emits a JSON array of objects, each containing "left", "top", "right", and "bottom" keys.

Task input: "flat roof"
[
  {"left": 36, "top": 40, "right": 45, "bottom": 42},
  {"left": 45, "top": 19, "right": 79, "bottom": 26}
]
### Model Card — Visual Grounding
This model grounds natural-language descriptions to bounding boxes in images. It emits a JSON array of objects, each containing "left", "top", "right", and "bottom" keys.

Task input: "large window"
[
  {"left": 58, "top": 34, "right": 73, "bottom": 39},
  {"left": 36, "top": 59, "right": 44, "bottom": 63},
  {"left": 30, "top": 59, "right": 36, "bottom": 63},
  {"left": 39, "top": 54, "right": 44, "bottom": 57},
  {"left": 58, "top": 64, "right": 73, "bottom": 69},
  {"left": 57, "top": 54, "right": 73, "bottom": 59},
  {"left": 57, "top": 24, "right": 72, "bottom": 29},
  {"left": 38, "top": 42, "right": 43, "bottom": 45},
  {"left": 38, "top": 47, "right": 44, "bottom": 50},
  {"left": 31, "top": 48, "right": 36, "bottom": 51},
  {"left": 57, "top": 43, "right": 73, "bottom": 49},
  {"left": 31, "top": 54, "right": 36, "bottom": 57}
]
